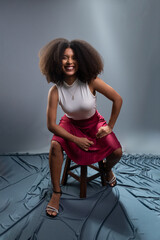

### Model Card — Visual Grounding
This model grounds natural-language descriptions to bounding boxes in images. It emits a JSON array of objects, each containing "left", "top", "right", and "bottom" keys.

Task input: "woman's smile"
[{"left": 65, "top": 65, "right": 75, "bottom": 71}]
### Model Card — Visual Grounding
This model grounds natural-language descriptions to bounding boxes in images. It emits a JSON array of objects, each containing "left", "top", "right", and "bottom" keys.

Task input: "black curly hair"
[{"left": 39, "top": 38, "right": 103, "bottom": 84}]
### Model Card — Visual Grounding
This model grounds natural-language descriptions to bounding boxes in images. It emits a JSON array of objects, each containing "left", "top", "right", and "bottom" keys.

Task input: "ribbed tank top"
[{"left": 56, "top": 79, "right": 96, "bottom": 120}]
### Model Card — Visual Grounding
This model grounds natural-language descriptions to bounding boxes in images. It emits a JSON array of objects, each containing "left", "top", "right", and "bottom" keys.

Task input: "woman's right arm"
[{"left": 47, "top": 86, "right": 93, "bottom": 151}]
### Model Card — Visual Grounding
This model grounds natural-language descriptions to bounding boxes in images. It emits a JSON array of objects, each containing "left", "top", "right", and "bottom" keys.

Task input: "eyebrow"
[
  {"left": 63, "top": 54, "right": 75, "bottom": 56},
  {"left": 63, "top": 54, "right": 76, "bottom": 58}
]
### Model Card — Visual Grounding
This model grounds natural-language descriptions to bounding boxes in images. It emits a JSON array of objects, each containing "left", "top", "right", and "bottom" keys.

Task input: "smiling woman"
[{"left": 39, "top": 38, "right": 123, "bottom": 217}]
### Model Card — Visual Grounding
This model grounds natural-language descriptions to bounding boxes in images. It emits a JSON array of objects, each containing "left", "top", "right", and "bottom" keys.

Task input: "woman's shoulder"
[
  {"left": 48, "top": 84, "right": 58, "bottom": 98},
  {"left": 89, "top": 77, "right": 110, "bottom": 94},
  {"left": 89, "top": 77, "right": 103, "bottom": 88},
  {"left": 88, "top": 77, "right": 101, "bottom": 95}
]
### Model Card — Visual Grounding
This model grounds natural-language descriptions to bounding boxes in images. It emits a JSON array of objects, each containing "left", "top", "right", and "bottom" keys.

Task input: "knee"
[
  {"left": 113, "top": 147, "right": 123, "bottom": 160},
  {"left": 50, "top": 141, "right": 62, "bottom": 155}
]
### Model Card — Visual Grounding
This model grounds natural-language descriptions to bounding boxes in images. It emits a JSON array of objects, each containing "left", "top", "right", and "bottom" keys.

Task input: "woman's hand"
[
  {"left": 96, "top": 126, "right": 112, "bottom": 139},
  {"left": 74, "top": 137, "right": 94, "bottom": 151}
]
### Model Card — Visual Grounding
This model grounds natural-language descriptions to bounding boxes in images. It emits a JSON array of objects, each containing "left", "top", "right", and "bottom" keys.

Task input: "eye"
[{"left": 62, "top": 55, "right": 68, "bottom": 60}]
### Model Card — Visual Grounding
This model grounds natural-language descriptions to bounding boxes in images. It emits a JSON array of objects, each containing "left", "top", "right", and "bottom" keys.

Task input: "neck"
[{"left": 64, "top": 75, "right": 77, "bottom": 85}]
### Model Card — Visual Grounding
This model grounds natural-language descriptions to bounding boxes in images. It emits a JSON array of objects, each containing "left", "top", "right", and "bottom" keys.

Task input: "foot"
[
  {"left": 46, "top": 190, "right": 62, "bottom": 217},
  {"left": 105, "top": 170, "right": 117, "bottom": 187}
]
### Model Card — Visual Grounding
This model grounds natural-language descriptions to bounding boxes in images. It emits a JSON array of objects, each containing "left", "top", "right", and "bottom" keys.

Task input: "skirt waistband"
[{"left": 65, "top": 110, "right": 99, "bottom": 126}]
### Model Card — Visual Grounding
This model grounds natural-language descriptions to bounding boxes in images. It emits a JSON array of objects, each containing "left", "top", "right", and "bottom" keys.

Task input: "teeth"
[{"left": 65, "top": 66, "right": 74, "bottom": 70}]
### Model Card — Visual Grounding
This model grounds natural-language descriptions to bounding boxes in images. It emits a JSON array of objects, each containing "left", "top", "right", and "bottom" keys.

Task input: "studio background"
[{"left": 0, "top": 0, "right": 160, "bottom": 154}]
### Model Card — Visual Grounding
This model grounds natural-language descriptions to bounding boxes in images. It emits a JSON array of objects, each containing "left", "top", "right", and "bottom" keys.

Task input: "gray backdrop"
[{"left": 0, "top": 0, "right": 160, "bottom": 154}]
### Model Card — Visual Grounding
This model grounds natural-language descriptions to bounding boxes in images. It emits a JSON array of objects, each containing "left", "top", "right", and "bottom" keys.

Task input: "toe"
[
  {"left": 46, "top": 209, "right": 57, "bottom": 217},
  {"left": 46, "top": 210, "right": 51, "bottom": 216},
  {"left": 51, "top": 212, "right": 57, "bottom": 217},
  {"left": 110, "top": 180, "right": 116, "bottom": 187}
]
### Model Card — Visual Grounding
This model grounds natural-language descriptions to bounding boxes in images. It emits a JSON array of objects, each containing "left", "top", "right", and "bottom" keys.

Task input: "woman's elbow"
[
  {"left": 47, "top": 121, "right": 56, "bottom": 132},
  {"left": 115, "top": 95, "right": 123, "bottom": 106},
  {"left": 119, "top": 96, "right": 123, "bottom": 106}
]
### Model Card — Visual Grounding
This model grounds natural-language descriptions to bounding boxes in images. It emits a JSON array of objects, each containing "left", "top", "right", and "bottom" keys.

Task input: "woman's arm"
[
  {"left": 90, "top": 77, "right": 123, "bottom": 137},
  {"left": 47, "top": 85, "right": 93, "bottom": 151}
]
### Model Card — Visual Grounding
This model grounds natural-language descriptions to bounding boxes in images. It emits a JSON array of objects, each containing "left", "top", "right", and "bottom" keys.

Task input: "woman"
[{"left": 39, "top": 38, "right": 123, "bottom": 217}]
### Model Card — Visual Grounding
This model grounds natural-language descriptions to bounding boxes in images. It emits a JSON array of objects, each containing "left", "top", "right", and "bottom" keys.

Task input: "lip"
[{"left": 64, "top": 66, "right": 75, "bottom": 70}]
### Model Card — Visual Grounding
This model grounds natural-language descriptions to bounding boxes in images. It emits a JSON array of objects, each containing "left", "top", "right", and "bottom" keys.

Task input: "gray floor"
[{"left": 0, "top": 153, "right": 160, "bottom": 240}]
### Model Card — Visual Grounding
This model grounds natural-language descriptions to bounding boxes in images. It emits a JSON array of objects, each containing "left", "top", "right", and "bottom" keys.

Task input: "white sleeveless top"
[{"left": 56, "top": 79, "right": 96, "bottom": 120}]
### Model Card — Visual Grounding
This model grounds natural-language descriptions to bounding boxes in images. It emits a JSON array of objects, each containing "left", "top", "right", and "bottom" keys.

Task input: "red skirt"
[{"left": 51, "top": 111, "right": 121, "bottom": 165}]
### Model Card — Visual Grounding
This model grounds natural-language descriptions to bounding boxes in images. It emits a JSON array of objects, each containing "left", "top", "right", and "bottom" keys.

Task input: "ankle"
[{"left": 53, "top": 189, "right": 62, "bottom": 195}]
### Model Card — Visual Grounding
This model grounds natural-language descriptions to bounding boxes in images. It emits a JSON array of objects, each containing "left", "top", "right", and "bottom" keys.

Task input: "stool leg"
[
  {"left": 98, "top": 161, "right": 107, "bottom": 186},
  {"left": 80, "top": 165, "right": 87, "bottom": 198},
  {"left": 61, "top": 156, "right": 71, "bottom": 185}
]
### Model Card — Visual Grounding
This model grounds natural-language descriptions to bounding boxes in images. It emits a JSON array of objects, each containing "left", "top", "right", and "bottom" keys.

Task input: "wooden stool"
[{"left": 61, "top": 156, "right": 107, "bottom": 198}]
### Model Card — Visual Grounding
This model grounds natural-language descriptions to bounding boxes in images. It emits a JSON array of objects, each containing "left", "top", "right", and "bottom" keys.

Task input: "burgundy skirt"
[{"left": 51, "top": 111, "right": 121, "bottom": 165}]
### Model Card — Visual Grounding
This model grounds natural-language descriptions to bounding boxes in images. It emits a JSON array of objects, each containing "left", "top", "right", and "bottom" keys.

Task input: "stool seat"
[{"left": 61, "top": 156, "right": 107, "bottom": 198}]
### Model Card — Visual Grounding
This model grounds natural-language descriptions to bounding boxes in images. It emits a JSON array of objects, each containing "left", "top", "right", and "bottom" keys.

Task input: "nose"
[{"left": 67, "top": 57, "right": 72, "bottom": 64}]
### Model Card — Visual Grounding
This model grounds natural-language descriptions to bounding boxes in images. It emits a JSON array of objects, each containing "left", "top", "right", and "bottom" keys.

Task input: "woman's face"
[{"left": 62, "top": 48, "right": 78, "bottom": 77}]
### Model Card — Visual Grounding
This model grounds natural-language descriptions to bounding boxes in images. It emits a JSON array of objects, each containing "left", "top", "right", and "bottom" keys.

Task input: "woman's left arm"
[{"left": 90, "top": 77, "right": 123, "bottom": 137}]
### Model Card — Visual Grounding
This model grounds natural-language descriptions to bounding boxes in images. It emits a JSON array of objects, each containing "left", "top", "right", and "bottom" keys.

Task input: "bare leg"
[
  {"left": 46, "top": 141, "right": 63, "bottom": 216},
  {"left": 104, "top": 148, "right": 122, "bottom": 187}
]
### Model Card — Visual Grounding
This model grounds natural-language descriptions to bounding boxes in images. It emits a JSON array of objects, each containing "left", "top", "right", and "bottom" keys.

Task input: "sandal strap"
[
  {"left": 108, "top": 176, "right": 116, "bottom": 184},
  {"left": 46, "top": 205, "right": 59, "bottom": 213},
  {"left": 53, "top": 189, "right": 62, "bottom": 195}
]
